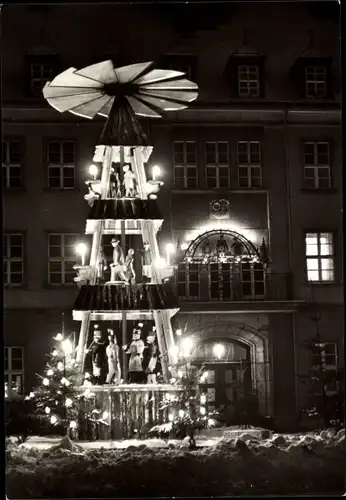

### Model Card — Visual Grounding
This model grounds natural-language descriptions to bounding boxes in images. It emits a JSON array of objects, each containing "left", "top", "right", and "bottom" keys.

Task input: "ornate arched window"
[{"left": 176, "top": 230, "right": 268, "bottom": 301}]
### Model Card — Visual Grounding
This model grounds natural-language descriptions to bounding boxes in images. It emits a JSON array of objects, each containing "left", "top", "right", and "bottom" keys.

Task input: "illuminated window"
[
  {"left": 5, "top": 347, "right": 24, "bottom": 399},
  {"left": 205, "top": 142, "right": 230, "bottom": 188},
  {"left": 173, "top": 141, "right": 197, "bottom": 188},
  {"left": 237, "top": 141, "right": 262, "bottom": 188},
  {"left": 2, "top": 140, "right": 23, "bottom": 189},
  {"left": 238, "top": 65, "right": 260, "bottom": 97},
  {"left": 305, "top": 232, "right": 334, "bottom": 282},
  {"left": 303, "top": 142, "right": 331, "bottom": 189},
  {"left": 305, "top": 66, "right": 327, "bottom": 98},
  {"left": 47, "top": 141, "right": 76, "bottom": 189},
  {"left": 4, "top": 234, "right": 24, "bottom": 286},
  {"left": 48, "top": 233, "right": 79, "bottom": 285}
]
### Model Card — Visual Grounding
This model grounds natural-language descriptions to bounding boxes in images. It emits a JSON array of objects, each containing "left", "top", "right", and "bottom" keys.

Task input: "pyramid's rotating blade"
[
  {"left": 126, "top": 96, "right": 161, "bottom": 118},
  {"left": 47, "top": 92, "right": 104, "bottom": 113},
  {"left": 43, "top": 83, "right": 100, "bottom": 99},
  {"left": 137, "top": 88, "right": 198, "bottom": 103},
  {"left": 135, "top": 69, "right": 184, "bottom": 86},
  {"left": 138, "top": 92, "right": 188, "bottom": 111},
  {"left": 46, "top": 67, "right": 103, "bottom": 89},
  {"left": 114, "top": 61, "right": 154, "bottom": 83},
  {"left": 69, "top": 95, "right": 113, "bottom": 119},
  {"left": 74, "top": 60, "right": 117, "bottom": 84},
  {"left": 142, "top": 78, "right": 198, "bottom": 91},
  {"left": 97, "top": 97, "right": 115, "bottom": 117}
]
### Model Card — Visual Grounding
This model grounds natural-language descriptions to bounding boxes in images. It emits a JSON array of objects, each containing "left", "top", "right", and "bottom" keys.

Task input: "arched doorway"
[{"left": 191, "top": 337, "right": 256, "bottom": 422}]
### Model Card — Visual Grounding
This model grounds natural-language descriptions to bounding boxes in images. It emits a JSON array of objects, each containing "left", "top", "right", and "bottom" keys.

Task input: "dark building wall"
[{"left": 2, "top": 2, "right": 342, "bottom": 426}]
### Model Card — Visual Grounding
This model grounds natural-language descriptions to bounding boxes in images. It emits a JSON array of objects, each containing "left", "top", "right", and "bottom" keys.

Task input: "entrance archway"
[
  {"left": 192, "top": 337, "right": 254, "bottom": 422},
  {"left": 182, "top": 317, "right": 272, "bottom": 419}
]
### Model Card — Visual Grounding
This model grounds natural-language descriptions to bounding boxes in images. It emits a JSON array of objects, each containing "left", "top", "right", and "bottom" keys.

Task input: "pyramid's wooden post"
[{"left": 76, "top": 146, "right": 112, "bottom": 374}]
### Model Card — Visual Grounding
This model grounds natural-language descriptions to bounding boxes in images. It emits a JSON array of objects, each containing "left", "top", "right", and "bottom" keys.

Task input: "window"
[
  {"left": 4, "top": 234, "right": 24, "bottom": 286},
  {"left": 311, "top": 343, "right": 337, "bottom": 369},
  {"left": 30, "top": 62, "right": 54, "bottom": 97},
  {"left": 5, "top": 347, "right": 24, "bottom": 399},
  {"left": 162, "top": 54, "right": 197, "bottom": 81},
  {"left": 47, "top": 141, "right": 76, "bottom": 189},
  {"left": 237, "top": 141, "right": 262, "bottom": 188},
  {"left": 305, "top": 66, "right": 327, "bottom": 98},
  {"left": 305, "top": 232, "right": 335, "bottom": 282},
  {"left": 303, "top": 142, "right": 331, "bottom": 189},
  {"left": 311, "top": 342, "right": 338, "bottom": 395},
  {"left": 238, "top": 65, "right": 260, "bottom": 97},
  {"left": 205, "top": 142, "right": 230, "bottom": 188},
  {"left": 48, "top": 233, "right": 79, "bottom": 285},
  {"left": 173, "top": 141, "right": 197, "bottom": 189},
  {"left": 2, "top": 140, "right": 23, "bottom": 189}
]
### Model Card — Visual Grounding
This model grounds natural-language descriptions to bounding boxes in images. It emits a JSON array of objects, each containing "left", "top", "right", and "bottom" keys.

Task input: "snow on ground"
[
  {"left": 6, "top": 428, "right": 345, "bottom": 498},
  {"left": 15, "top": 426, "right": 272, "bottom": 450}
]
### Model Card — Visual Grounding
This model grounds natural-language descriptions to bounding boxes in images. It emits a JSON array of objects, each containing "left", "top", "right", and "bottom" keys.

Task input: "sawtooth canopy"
[{"left": 182, "top": 229, "right": 260, "bottom": 262}]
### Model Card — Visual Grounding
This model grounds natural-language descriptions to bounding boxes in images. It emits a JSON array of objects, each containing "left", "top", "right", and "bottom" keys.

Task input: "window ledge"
[
  {"left": 43, "top": 187, "right": 80, "bottom": 193},
  {"left": 301, "top": 188, "right": 337, "bottom": 194},
  {"left": 305, "top": 281, "right": 339, "bottom": 286},
  {"left": 3, "top": 188, "right": 26, "bottom": 195}
]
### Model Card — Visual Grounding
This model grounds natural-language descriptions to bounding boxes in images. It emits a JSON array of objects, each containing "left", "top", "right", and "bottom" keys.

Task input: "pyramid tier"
[
  {"left": 88, "top": 198, "right": 162, "bottom": 219},
  {"left": 73, "top": 283, "right": 178, "bottom": 314}
]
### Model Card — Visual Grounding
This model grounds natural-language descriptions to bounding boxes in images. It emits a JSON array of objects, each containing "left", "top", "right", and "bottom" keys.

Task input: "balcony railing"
[{"left": 175, "top": 272, "right": 293, "bottom": 302}]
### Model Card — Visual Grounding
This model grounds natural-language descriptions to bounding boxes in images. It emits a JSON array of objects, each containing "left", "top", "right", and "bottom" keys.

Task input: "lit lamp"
[
  {"left": 76, "top": 242, "right": 88, "bottom": 266},
  {"left": 154, "top": 257, "right": 166, "bottom": 269},
  {"left": 152, "top": 165, "right": 161, "bottom": 182},
  {"left": 89, "top": 164, "right": 98, "bottom": 180},
  {"left": 213, "top": 343, "right": 225, "bottom": 360},
  {"left": 166, "top": 243, "right": 175, "bottom": 265},
  {"left": 181, "top": 337, "right": 194, "bottom": 358},
  {"left": 62, "top": 338, "right": 73, "bottom": 356}
]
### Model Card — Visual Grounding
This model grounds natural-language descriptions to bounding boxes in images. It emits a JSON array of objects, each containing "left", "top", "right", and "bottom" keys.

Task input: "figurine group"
[
  {"left": 84, "top": 164, "right": 138, "bottom": 206},
  {"left": 200, "top": 233, "right": 244, "bottom": 258},
  {"left": 87, "top": 324, "right": 161, "bottom": 385}
]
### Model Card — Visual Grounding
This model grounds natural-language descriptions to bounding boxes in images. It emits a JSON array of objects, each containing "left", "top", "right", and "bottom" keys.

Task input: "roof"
[
  {"left": 87, "top": 199, "right": 163, "bottom": 220},
  {"left": 73, "top": 283, "right": 179, "bottom": 311}
]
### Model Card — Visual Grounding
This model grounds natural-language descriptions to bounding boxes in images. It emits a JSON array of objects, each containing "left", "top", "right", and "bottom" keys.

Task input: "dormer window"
[
  {"left": 161, "top": 54, "right": 197, "bottom": 81},
  {"left": 290, "top": 54, "right": 332, "bottom": 100},
  {"left": 30, "top": 62, "right": 54, "bottom": 96},
  {"left": 25, "top": 52, "right": 60, "bottom": 98},
  {"left": 305, "top": 65, "right": 327, "bottom": 98},
  {"left": 224, "top": 48, "right": 265, "bottom": 99},
  {"left": 238, "top": 65, "right": 260, "bottom": 97}
]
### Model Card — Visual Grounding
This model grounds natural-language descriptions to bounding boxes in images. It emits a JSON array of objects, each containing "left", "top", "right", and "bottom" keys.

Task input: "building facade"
[{"left": 3, "top": 2, "right": 342, "bottom": 430}]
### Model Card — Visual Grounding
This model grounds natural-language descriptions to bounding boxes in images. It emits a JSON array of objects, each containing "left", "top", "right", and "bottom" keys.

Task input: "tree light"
[
  {"left": 154, "top": 257, "right": 166, "bottom": 269},
  {"left": 89, "top": 164, "right": 98, "bottom": 180},
  {"left": 70, "top": 420, "right": 77, "bottom": 430},
  {"left": 54, "top": 333, "right": 64, "bottom": 341},
  {"left": 52, "top": 349, "right": 59, "bottom": 357},
  {"left": 57, "top": 362, "right": 64, "bottom": 371},
  {"left": 178, "top": 409, "right": 185, "bottom": 418},
  {"left": 102, "top": 411, "right": 109, "bottom": 420},
  {"left": 43, "top": 378, "right": 49, "bottom": 386},
  {"left": 170, "top": 344, "right": 179, "bottom": 357},
  {"left": 62, "top": 339, "right": 73, "bottom": 356},
  {"left": 181, "top": 337, "right": 194, "bottom": 357},
  {"left": 29, "top": 392, "right": 35, "bottom": 398},
  {"left": 200, "top": 394, "right": 207, "bottom": 404},
  {"left": 166, "top": 242, "right": 175, "bottom": 265},
  {"left": 84, "top": 372, "right": 90, "bottom": 379},
  {"left": 213, "top": 343, "right": 225, "bottom": 360},
  {"left": 65, "top": 398, "right": 73, "bottom": 407},
  {"left": 168, "top": 414, "right": 174, "bottom": 422},
  {"left": 176, "top": 329, "right": 182, "bottom": 336},
  {"left": 45, "top": 407, "right": 51, "bottom": 414},
  {"left": 152, "top": 165, "right": 161, "bottom": 181},
  {"left": 50, "top": 415, "right": 57, "bottom": 424},
  {"left": 200, "top": 406, "right": 206, "bottom": 415},
  {"left": 76, "top": 242, "right": 88, "bottom": 266},
  {"left": 47, "top": 369, "right": 54, "bottom": 376}
]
